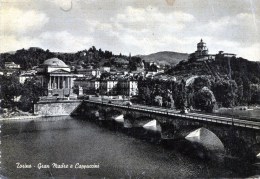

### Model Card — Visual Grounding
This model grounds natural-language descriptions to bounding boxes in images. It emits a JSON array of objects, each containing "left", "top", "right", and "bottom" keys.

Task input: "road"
[{"left": 86, "top": 99, "right": 260, "bottom": 130}]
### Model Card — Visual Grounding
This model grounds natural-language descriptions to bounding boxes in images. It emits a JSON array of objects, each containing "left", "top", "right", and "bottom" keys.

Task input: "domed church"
[
  {"left": 188, "top": 39, "right": 215, "bottom": 61},
  {"left": 37, "top": 58, "right": 82, "bottom": 97},
  {"left": 195, "top": 39, "right": 208, "bottom": 57}
]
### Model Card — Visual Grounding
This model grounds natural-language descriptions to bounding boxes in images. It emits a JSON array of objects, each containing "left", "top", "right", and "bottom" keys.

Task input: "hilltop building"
[
  {"left": 216, "top": 51, "right": 236, "bottom": 58},
  {"left": 189, "top": 39, "right": 236, "bottom": 61},
  {"left": 195, "top": 39, "right": 208, "bottom": 58},
  {"left": 189, "top": 39, "right": 215, "bottom": 61}
]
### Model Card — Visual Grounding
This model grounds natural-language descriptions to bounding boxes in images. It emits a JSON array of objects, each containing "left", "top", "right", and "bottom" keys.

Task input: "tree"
[
  {"left": 0, "top": 74, "right": 22, "bottom": 108},
  {"left": 250, "top": 84, "right": 260, "bottom": 104},
  {"left": 194, "top": 87, "right": 216, "bottom": 112},
  {"left": 149, "top": 64, "right": 158, "bottom": 72},
  {"left": 129, "top": 57, "right": 143, "bottom": 71},
  {"left": 174, "top": 80, "right": 187, "bottom": 110},
  {"left": 192, "top": 76, "right": 212, "bottom": 92},
  {"left": 19, "top": 77, "right": 44, "bottom": 112},
  {"left": 212, "top": 79, "right": 238, "bottom": 107},
  {"left": 154, "top": 95, "right": 163, "bottom": 106}
]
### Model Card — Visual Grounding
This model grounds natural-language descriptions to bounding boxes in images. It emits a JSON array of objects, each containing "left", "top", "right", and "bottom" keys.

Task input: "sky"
[{"left": 0, "top": 0, "right": 259, "bottom": 61}]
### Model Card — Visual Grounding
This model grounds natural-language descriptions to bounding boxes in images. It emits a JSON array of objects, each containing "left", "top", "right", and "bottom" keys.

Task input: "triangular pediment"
[{"left": 49, "top": 69, "right": 70, "bottom": 73}]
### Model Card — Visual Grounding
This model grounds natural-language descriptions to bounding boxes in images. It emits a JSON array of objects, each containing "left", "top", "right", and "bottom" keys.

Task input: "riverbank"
[
  {"left": 213, "top": 106, "right": 260, "bottom": 120},
  {"left": 216, "top": 105, "right": 260, "bottom": 111},
  {"left": 0, "top": 114, "right": 42, "bottom": 121}
]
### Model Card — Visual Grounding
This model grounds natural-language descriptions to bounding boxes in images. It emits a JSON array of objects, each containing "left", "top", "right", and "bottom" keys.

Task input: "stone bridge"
[{"left": 72, "top": 100, "right": 260, "bottom": 159}]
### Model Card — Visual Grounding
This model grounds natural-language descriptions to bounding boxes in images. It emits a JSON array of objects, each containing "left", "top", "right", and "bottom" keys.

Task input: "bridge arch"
[
  {"left": 185, "top": 127, "right": 225, "bottom": 153},
  {"left": 102, "top": 109, "right": 123, "bottom": 121},
  {"left": 143, "top": 119, "right": 162, "bottom": 132}
]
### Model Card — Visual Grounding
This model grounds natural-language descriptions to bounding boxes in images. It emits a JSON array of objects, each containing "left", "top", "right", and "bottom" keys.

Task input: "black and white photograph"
[{"left": 0, "top": 0, "right": 260, "bottom": 178}]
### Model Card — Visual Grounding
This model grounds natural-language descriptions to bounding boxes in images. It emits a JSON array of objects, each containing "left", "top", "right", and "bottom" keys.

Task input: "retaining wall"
[{"left": 34, "top": 100, "right": 82, "bottom": 116}]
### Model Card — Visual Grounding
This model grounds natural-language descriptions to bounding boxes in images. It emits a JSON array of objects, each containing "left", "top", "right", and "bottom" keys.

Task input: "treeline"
[
  {"left": 0, "top": 47, "right": 125, "bottom": 70},
  {"left": 137, "top": 75, "right": 259, "bottom": 112}
]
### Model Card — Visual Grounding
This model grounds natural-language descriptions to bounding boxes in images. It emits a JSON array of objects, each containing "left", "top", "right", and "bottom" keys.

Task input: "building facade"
[
  {"left": 100, "top": 80, "right": 118, "bottom": 95},
  {"left": 118, "top": 80, "right": 138, "bottom": 96},
  {"left": 74, "top": 78, "right": 100, "bottom": 94},
  {"left": 36, "top": 58, "right": 82, "bottom": 97}
]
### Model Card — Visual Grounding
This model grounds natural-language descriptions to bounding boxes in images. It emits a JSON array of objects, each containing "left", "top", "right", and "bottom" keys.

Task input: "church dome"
[{"left": 43, "top": 58, "right": 68, "bottom": 67}]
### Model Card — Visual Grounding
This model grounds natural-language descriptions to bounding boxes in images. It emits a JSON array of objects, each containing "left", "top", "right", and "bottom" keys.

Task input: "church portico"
[
  {"left": 37, "top": 58, "right": 82, "bottom": 98},
  {"left": 48, "top": 75, "right": 73, "bottom": 90}
]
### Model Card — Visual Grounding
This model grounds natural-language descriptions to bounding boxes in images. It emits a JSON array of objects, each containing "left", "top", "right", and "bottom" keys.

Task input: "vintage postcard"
[{"left": 0, "top": 0, "right": 260, "bottom": 178}]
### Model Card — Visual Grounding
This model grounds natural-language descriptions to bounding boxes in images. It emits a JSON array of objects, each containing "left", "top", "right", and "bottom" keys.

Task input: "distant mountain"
[{"left": 137, "top": 51, "right": 189, "bottom": 66}]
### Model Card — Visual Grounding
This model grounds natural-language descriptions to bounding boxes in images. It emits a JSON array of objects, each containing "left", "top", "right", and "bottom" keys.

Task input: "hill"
[
  {"left": 0, "top": 47, "right": 127, "bottom": 70},
  {"left": 167, "top": 56, "right": 260, "bottom": 82},
  {"left": 166, "top": 56, "right": 260, "bottom": 105},
  {"left": 137, "top": 51, "right": 189, "bottom": 66}
]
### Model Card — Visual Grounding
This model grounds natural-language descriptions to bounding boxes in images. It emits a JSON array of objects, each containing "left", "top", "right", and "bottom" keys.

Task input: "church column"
[
  {"left": 60, "top": 76, "right": 62, "bottom": 89},
  {"left": 55, "top": 76, "right": 58, "bottom": 89},
  {"left": 51, "top": 76, "right": 53, "bottom": 89},
  {"left": 48, "top": 76, "right": 51, "bottom": 89},
  {"left": 57, "top": 76, "right": 60, "bottom": 89},
  {"left": 62, "top": 76, "right": 65, "bottom": 89},
  {"left": 53, "top": 76, "right": 56, "bottom": 89},
  {"left": 71, "top": 78, "right": 73, "bottom": 88},
  {"left": 64, "top": 77, "right": 67, "bottom": 88},
  {"left": 61, "top": 76, "right": 63, "bottom": 89}
]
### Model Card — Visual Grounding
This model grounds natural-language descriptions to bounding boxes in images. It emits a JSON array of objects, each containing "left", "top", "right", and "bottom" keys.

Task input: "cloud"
[
  {"left": 199, "top": 12, "right": 259, "bottom": 44},
  {"left": 0, "top": 35, "right": 40, "bottom": 52},
  {"left": 0, "top": 1, "right": 259, "bottom": 61},
  {"left": 85, "top": 6, "right": 195, "bottom": 54},
  {"left": 239, "top": 43, "right": 260, "bottom": 61},
  {"left": 0, "top": 31, "right": 93, "bottom": 53},
  {"left": 111, "top": 6, "right": 194, "bottom": 32},
  {"left": 0, "top": 7, "right": 49, "bottom": 35},
  {"left": 39, "top": 31, "right": 93, "bottom": 52}
]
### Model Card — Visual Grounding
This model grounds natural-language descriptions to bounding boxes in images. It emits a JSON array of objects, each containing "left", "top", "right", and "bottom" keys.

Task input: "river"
[
  {"left": 0, "top": 116, "right": 259, "bottom": 178},
  {"left": 215, "top": 108, "right": 260, "bottom": 120}
]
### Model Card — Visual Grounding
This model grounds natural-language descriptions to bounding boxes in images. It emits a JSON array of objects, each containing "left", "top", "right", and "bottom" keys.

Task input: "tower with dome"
[
  {"left": 195, "top": 39, "right": 208, "bottom": 58},
  {"left": 188, "top": 39, "right": 215, "bottom": 61}
]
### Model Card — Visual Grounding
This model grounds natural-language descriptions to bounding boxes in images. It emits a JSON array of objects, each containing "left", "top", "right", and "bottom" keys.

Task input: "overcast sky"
[{"left": 0, "top": 0, "right": 259, "bottom": 61}]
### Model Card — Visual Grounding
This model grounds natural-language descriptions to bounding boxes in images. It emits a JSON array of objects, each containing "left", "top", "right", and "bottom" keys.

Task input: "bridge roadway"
[{"left": 85, "top": 100, "right": 260, "bottom": 130}]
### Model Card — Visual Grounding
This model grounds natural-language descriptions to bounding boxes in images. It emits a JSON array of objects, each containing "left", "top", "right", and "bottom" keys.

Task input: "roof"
[{"left": 43, "top": 58, "right": 68, "bottom": 67}]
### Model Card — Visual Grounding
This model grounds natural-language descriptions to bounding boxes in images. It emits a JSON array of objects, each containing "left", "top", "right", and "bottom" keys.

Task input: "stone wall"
[{"left": 34, "top": 100, "right": 82, "bottom": 116}]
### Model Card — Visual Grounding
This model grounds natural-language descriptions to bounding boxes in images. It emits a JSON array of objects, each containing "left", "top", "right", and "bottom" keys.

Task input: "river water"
[
  {"left": 0, "top": 116, "right": 259, "bottom": 178},
  {"left": 216, "top": 108, "right": 260, "bottom": 120}
]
